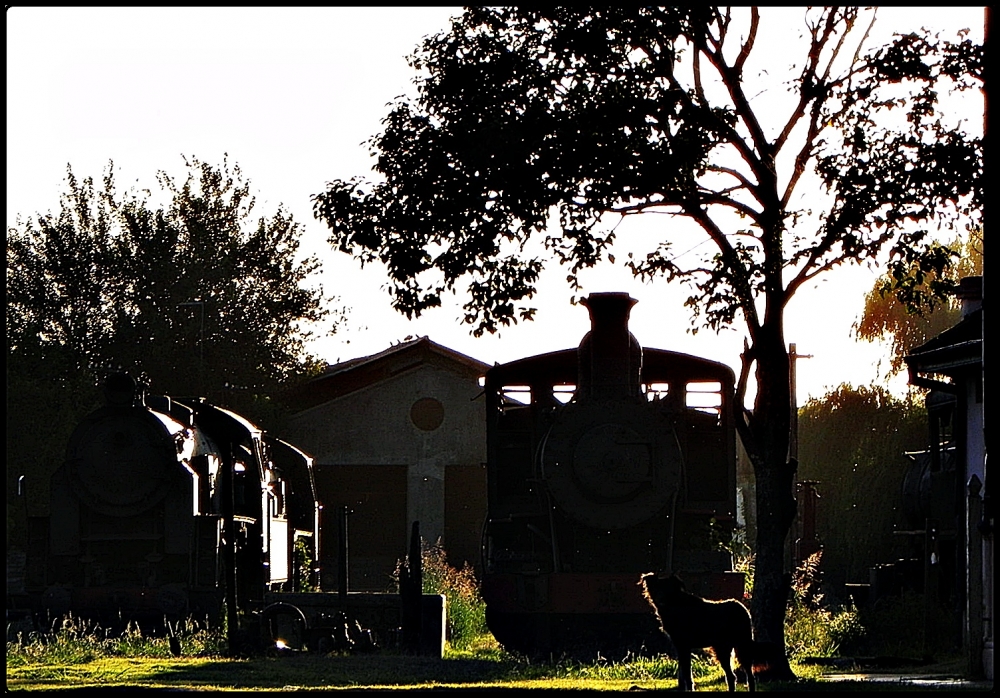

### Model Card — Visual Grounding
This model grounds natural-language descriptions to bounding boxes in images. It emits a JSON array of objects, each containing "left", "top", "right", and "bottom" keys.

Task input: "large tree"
[
  {"left": 7, "top": 156, "right": 333, "bottom": 527},
  {"left": 313, "top": 7, "right": 982, "bottom": 666},
  {"left": 8, "top": 156, "right": 332, "bottom": 399}
]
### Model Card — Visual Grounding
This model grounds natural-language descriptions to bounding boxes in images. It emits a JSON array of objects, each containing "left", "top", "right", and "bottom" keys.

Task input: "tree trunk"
[{"left": 748, "top": 322, "right": 798, "bottom": 681}]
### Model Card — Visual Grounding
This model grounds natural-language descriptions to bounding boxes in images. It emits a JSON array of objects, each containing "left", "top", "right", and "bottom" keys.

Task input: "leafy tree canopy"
[
  {"left": 315, "top": 7, "right": 981, "bottom": 343},
  {"left": 312, "top": 6, "right": 982, "bottom": 660},
  {"left": 854, "top": 227, "right": 983, "bottom": 376},
  {"left": 8, "top": 155, "right": 334, "bottom": 402}
]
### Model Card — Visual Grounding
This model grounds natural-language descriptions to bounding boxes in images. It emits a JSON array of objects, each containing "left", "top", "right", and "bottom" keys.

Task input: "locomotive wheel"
[{"left": 260, "top": 602, "right": 308, "bottom": 651}]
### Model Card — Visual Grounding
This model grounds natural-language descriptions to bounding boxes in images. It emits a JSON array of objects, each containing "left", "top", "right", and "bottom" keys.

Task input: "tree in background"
[
  {"left": 6, "top": 156, "right": 335, "bottom": 533},
  {"left": 313, "top": 8, "right": 982, "bottom": 663},
  {"left": 797, "top": 384, "right": 927, "bottom": 594},
  {"left": 854, "top": 228, "right": 983, "bottom": 377},
  {"left": 8, "top": 156, "right": 333, "bottom": 399}
]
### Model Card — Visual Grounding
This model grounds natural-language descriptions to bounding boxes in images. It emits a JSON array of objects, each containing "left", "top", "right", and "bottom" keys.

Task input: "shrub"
[
  {"left": 417, "top": 539, "right": 490, "bottom": 650},
  {"left": 294, "top": 536, "right": 318, "bottom": 592},
  {"left": 784, "top": 551, "right": 866, "bottom": 659}
]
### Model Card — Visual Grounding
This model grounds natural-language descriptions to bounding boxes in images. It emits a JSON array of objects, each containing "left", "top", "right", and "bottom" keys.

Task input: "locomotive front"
[
  {"left": 44, "top": 373, "right": 215, "bottom": 623},
  {"left": 481, "top": 293, "right": 744, "bottom": 658},
  {"left": 33, "top": 373, "right": 318, "bottom": 629}
]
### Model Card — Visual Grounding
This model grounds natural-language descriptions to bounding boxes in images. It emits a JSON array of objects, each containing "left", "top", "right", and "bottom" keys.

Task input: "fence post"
[{"left": 966, "top": 475, "right": 984, "bottom": 677}]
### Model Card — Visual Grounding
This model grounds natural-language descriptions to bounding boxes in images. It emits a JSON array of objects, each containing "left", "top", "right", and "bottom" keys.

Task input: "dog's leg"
[
  {"left": 677, "top": 649, "right": 693, "bottom": 691},
  {"left": 716, "top": 646, "right": 736, "bottom": 692},
  {"left": 734, "top": 645, "right": 756, "bottom": 692}
]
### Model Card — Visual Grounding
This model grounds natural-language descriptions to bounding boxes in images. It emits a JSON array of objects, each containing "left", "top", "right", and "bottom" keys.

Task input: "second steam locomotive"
[
  {"left": 22, "top": 372, "right": 320, "bottom": 631},
  {"left": 480, "top": 292, "right": 745, "bottom": 657}
]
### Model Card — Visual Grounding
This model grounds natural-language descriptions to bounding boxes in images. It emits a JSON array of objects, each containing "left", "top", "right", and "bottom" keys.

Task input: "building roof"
[
  {"left": 905, "top": 307, "right": 982, "bottom": 377},
  {"left": 280, "top": 336, "right": 492, "bottom": 413}
]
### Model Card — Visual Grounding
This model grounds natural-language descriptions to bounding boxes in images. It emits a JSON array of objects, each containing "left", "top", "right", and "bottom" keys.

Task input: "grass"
[
  {"left": 8, "top": 622, "right": 982, "bottom": 692},
  {"left": 4, "top": 643, "right": 777, "bottom": 691},
  {"left": 9, "top": 549, "right": 979, "bottom": 691},
  {"left": 11, "top": 644, "right": 979, "bottom": 692},
  {"left": 6, "top": 619, "right": 771, "bottom": 691}
]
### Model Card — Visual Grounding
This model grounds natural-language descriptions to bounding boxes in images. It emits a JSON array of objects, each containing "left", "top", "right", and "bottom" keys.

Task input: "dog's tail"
[{"left": 738, "top": 640, "right": 784, "bottom": 680}]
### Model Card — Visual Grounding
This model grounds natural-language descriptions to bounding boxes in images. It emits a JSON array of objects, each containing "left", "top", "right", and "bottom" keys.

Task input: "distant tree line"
[{"left": 796, "top": 384, "right": 928, "bottom": 595}]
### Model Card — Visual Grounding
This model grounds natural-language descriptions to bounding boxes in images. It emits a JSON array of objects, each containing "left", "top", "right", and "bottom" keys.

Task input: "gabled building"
[
  {"left": 905, "top": 275, "right": 991, "bottom": 680},
  {"left": 281, "top": 337, "right": 491, "bottom": 592}
]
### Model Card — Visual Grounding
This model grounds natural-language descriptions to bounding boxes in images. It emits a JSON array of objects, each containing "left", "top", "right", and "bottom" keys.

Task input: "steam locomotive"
[
  {"left": 480, "top": 292, "right": 745, "bottom": 658},
  {"left": 21, "top": 372, "right": 320, "bottom": 630}
]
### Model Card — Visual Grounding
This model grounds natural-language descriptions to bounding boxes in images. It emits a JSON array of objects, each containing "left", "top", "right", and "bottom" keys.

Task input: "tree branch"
[
  {"left": 735, "top": 6, "right": 759, "bottom": 74},
  {"left": 684, "top": 202, "right": 762, "bottom": 334},
  {"left": 692, "top": 17, "right": 774, "bottom": 194}
]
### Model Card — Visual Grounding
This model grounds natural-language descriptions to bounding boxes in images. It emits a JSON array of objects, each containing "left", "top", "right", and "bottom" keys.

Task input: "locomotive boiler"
[
  {"left": 480, "top": 292, "right": 745, "bottom": 658},
  {"left": 27, "top": 372, "right": 320, "bottom": 629}
]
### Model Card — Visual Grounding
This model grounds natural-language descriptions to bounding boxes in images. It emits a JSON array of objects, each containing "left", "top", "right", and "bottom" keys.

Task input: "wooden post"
[
  {"left": 338, "top": 505, "right": 349, "bottom": 603},
  {"left": 400, "top": 521, "right": 423, "bottom": 653},
  {"left": 967, "top": 475, "right": 984, "bottom": 677}
]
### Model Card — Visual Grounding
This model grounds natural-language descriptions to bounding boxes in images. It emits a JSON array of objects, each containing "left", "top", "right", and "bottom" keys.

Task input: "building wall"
[
  {"left": 444, "top": 463, "right": 487, "bottom": 571},
  {"left": 288, "top": 361, "right": 487, "bottom": 591},
  {"left": 313, "top": 464, "right": 407, "bottom": 592}
]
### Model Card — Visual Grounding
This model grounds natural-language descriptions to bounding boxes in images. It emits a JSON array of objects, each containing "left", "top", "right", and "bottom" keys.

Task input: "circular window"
[{"left": 410, "top": 397, "right": 445, "bottom": 431}]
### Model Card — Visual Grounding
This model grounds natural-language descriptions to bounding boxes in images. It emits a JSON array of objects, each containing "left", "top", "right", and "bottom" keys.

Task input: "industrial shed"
[{"left": 281, "top": 337, "right": 490, "bottom": 592}]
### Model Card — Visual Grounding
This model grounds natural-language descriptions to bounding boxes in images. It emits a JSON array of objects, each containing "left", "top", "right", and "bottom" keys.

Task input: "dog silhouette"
[{"left": 640, "top": 572, "right": 759, "bottom": 692}]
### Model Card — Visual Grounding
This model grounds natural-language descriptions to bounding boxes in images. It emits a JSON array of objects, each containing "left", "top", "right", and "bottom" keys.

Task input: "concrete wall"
[{"left": 288, "top": 362, "right": 487, "bottom": 591}]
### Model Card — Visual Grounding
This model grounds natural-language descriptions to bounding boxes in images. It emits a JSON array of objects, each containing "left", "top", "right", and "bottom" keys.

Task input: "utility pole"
[
  {"left": 788, "top": 343, "right": 813, "bottom": 463},
  {"left": 788, "top": 343, "right": 816, "bottom": 568}
]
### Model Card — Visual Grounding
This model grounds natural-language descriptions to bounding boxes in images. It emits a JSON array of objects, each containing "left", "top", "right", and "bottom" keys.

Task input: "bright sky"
[{"left": 6, "top": 7, "right": 985, "bottom": 405}]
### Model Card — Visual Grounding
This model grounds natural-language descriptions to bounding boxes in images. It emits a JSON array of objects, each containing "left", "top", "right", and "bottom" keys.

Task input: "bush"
[
  {"left": 417, "top": 539, "right": 490, "bottom": 650},
  {"left": 294, "top": 536, "right": 318, "bottom": 592},
  {"left": 783, "top": 552, "right": 866, "bottom": 659}
]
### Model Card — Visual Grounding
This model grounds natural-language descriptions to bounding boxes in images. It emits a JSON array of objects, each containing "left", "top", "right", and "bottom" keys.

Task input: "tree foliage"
[
  {"left": 313, "top": 7, "right": 982, "bottom": 658},
  {"left": 7, "top": 156, "right": 334, "bottom": 524},
  {"left": 8, "top": 156, "right": 331, "bottom": 398},
  {"left": 854, "top": 228, "right": 983, "bottom": 376},
  {"left": 315, "top": 8, "right": 980, "bottom": 338}
]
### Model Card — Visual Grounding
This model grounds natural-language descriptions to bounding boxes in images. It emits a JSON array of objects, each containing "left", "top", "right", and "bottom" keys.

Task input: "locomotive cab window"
[
  {"left": 500, "top": 385, "right": 531, "bottom": 409},
  {"left": 644, "top": 382, "right": 670, "bottom": 402},
  {"left": 552, "top": 384, "right": 575, "bottom": 404},
  {"left": 685, "top": 381, "right": 723, "bottom": 420}
]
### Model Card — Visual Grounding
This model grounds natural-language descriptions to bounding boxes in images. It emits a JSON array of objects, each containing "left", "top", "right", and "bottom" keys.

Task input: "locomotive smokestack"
[
  {"left": 103, "top": 372, "right": 136, "bottom": 407},
  {"left": 577, "top": 292, "right": 642, "bottom": 401}
]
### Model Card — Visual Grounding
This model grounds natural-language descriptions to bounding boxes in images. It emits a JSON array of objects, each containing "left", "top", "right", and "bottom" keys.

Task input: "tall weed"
[
  {"left": 6, "top": 613, "right": 226, "bottom": 666},
  {"left": 734, "top": 546, "right": 866, "bottom": 659},
  {"left": 784, "top": 551, "right": 866, "bottom": 658},
  {"left": 411, "top": 539, "right": 490, "bottom": 650}
]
